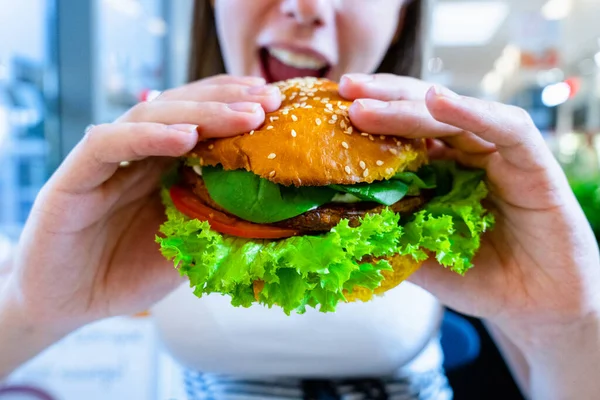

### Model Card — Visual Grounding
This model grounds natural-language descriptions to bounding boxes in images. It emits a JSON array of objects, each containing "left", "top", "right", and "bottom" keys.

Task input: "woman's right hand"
[{"left": 3, "top": 75, "right": 281, "bottom": 337}]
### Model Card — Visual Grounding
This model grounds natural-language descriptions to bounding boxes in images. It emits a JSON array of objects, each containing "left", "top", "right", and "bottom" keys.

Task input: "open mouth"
[{"left": 259, "top": 47, "right": 331, "bottom": 83}]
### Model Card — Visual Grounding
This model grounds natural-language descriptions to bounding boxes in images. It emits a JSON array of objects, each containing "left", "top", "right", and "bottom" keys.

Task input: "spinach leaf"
[
  {"left": 329, "top": 180, "right": 410, "bottom": 206},
  {"left": 202, "top": 166, "right": 336, "bottom": 223}
]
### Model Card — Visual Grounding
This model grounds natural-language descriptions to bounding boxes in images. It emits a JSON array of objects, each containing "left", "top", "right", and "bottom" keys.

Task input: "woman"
[{"left": 1, "top": 0, "right": 599, "bottom": 399}]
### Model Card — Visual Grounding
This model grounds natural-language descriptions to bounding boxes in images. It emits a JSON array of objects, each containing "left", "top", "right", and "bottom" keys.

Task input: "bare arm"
[
  {"left": 0, "top": 284, "right": 72, "bottom": 380},
  {"left": 484, "top": 321, "right": 530, "bottom": 398},
  {"left": 485, "top": 315, "right": 600, "bottom": 400}
]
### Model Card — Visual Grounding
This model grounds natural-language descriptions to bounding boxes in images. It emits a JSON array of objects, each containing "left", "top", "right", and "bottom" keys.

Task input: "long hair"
[{"left": 188, "top": 0, "right": 425, "bottom": 82}]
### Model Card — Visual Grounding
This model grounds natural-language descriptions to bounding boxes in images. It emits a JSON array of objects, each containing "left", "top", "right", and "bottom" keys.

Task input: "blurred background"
[{"left": 0, "top": 0, "right": 599, "bottom": 399}]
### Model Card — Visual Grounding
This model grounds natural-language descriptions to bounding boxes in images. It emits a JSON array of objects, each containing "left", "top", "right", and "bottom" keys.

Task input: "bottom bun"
[
  {"left": 343, "top": 254, "right": 423, "bottom": 302},
  {"left": 253, "top": 253, "right": 422, "bottom": 305}
]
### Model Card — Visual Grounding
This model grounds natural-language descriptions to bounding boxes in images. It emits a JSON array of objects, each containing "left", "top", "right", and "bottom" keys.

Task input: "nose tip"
[{"left": 282, "top": 0, "right": 326, "bottom": 27}]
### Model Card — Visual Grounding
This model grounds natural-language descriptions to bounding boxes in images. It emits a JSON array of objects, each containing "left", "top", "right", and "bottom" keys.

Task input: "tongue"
[{"left": 266, "top": 53, "right": 323, "bottom": 82}]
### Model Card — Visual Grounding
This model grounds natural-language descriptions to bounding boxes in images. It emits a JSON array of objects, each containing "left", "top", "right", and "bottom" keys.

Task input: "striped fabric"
[{"left": 184, "top": 368, "right": 453, "bottom": 400}]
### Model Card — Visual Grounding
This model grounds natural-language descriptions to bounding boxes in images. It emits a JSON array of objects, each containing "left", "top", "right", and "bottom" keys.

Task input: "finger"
[
  {"left": 339, "top": 73, "right": 432, "bottom": 101},
  {"left": 160, "top": 75, "right": 266, "bottom": 100},
  {"left": 157, "top": 83, "right": 281, "bottom": 112},
  {"left": 349, "top": 98, "right": 497, "bottom": 154},
  {"left": 426, "top": 138, "right": 451, "bottom": 160},
  {"left": 118, "top": 101, "right": 266, "bottom": 137},
  {"left": 53, "top": 101, "right": 264, "bottom": 193},
  {"left": 52, "top": 123, "right": 199, "bottom": 193},
  {"left": 193, "top": 74, "right": 266, "bottom": 87},
  {"left": 425, "top": 86, "right": 550, "bottom": 171}
]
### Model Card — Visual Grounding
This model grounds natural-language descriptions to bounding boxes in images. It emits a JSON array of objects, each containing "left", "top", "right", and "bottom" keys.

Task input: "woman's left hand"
[{"left": 339, "top": 73, "right": 600, "bottom": 397}]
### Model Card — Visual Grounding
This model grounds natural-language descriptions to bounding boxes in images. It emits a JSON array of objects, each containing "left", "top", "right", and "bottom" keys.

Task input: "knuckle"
[
  {"left": 83, "top": 123, "right": 106, "bottom": 145},
  {"left": 156, "top": 88, "right": 176, "bottom": 100},
  {"left": 123, "top": 102, "right": 152, "bottom": 121},
  {"left": 513, "top": 105, "right": 535, "bottom": 128}
]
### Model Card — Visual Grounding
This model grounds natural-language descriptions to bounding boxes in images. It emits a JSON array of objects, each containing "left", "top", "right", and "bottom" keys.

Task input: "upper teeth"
[{"left": 268, "top": 48, "right": 328, "bottom": 70}]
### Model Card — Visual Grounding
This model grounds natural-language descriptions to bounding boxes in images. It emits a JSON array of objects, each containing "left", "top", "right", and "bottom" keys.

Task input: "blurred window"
[{"left": 0, "top": 0, "right": 55, "bottom": 240}]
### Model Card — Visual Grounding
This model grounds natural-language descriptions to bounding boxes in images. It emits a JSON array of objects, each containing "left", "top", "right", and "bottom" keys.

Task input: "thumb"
[{"left": 408, "top": 259, "right": 494, "bottom": 319}]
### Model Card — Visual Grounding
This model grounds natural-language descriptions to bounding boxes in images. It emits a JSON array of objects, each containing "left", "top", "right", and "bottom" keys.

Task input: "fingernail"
[
  {"left": 356, "top": 98, "right": 390, "bottom": 110},
  {"left": 170, "top": 124, "right": 198, "bottom": 134},
  {"left": 243, "top": 77, "right": 266, "bottom": 86},
  {"left": 228, "top": 102, "right": 261, "bottom": 113},
  {"left": 432, "top": 85, "right": 461, "bottom": 100},
  {"left": 247, "top": 85, "right": 278, "bottom": 96},
  {"left": 343, "top": 73, "right": 374, "bottom": 84}
]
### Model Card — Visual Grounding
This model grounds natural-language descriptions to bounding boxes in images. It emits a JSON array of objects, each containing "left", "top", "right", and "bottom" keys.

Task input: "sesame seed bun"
[{"left": 189, "top": 77, "right": 428, "bottom": 186}]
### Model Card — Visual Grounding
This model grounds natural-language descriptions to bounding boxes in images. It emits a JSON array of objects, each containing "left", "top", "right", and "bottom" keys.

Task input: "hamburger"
[{"left": 156, "top": 77, "right": 494, "bottom": 314}]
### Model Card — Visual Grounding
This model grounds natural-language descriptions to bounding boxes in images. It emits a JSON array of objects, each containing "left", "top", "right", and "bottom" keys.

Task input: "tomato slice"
[{"left": 169, "top": 185, "right": 300, "bottom": 239}]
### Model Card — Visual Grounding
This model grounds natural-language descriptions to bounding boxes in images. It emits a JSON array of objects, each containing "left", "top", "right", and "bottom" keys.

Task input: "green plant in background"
[
  {"left": 555, "top": 133, "right": 600, "bottom": 240},
  {"left": 570, "top": 179, "right": 600, "bottom": 239}
]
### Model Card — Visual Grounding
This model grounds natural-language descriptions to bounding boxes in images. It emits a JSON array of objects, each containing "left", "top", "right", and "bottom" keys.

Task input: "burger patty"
[
  {"left": 183, "top": 168, "right": 427, "bottom": 232},
  {"left": 271, "top": 196, "right": 425, "bottom": 231}
]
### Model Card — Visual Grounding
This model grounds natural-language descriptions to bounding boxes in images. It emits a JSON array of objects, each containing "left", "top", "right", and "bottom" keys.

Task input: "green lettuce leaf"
[
  {"left": 330, "top": 180, "right": 410, "bottom": 206},
  {"left": 202, "top": 165, "right": 336, "bottom": 223},
  {"left": 329, "top": 166, "right": 439, "bottom": 205},
  {"left": 156, "top": 160, "right": 495, "bottom": 314}
]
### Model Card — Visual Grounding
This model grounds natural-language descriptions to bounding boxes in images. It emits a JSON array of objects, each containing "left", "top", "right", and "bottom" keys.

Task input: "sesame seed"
[
  {"left": 328, "top": 120, "right": 336, "bottom": 124},
  {"left": 267, "top": 125, "right": 274, "bottom": 130},
  {"left": 316, "top": 118, "right": 322, "bottom": 126},
  {"left": 345, "top": 166, "right": 352, "bottom": 174},
  {"left": 300, "top": 92, "right": 306, "bottom": 96},
  {"left": 380, "top": 135, "right": 386, "bottom": 140},
  {"left": 208, "top": 144, "right": 214, "bottom": 150},
  {"left": 307, "top": 92, "right": 314, "bottom": 97},
  {"left": 291, "top": 129, "right": 297, "bottom": 137},
  {"left": 361, "top": 132, "right": 369, "bottom": 137},
  {"left": 347, "top": 127, "right": 353, "bottom": 134},
  {"left": 332, "top": 114, "right": 338, "bottom": 121},
  {"left": 342, "top": 142, "right": 349, "bottom": 149},
  {"left": 300, "top": 97, "right": 308, "bottom": 102},
  {"left": 268, "top": 153, "right": 277, "bottom": 159},
  {"left": 376, "top": 160, "right": 384, "bottom": 166},
  {"left": 199, "top": 157, "right": 204, "bottom": 164},
  {"left": 269, "top": 170, "right": 276, "bottom": 178},
  {"left": 249, "top": 130, "right": 255, "bottom": 135},
  {"left": 363, "top": 169, "right": 369, "bottom": 178},
  {"left": 293, "top": 103, "right": 300, "bottom": 108},
  {"left": 340, "top": 120, "right": 347, "bottom": 129},
  {"left": 389, "top": 148, "right": 398, "bottom": 155},
  {"left": 305, "top": 105, "right": 313, "bottom": 109},
  {"left": 281, "top": 95, "right": 287, "bottom": 101},
  {"left": 335, "top": 110, "right": 346, "bottom": 115},
  {"left": 337, "top": 101, "right": 342, "bottom": 106},
  {"left": 386, "top": 168, "right": 394, "bottom": 175},
  {"left": 270, "top": 116, "right": 279, "bottom": 122},
  {"left": 282, "top": 109, "right": 289, "bottom": 115},
  {"left": 326, "top": 103, "right": 333, "bottom": 110},
  {"left": 324, "top": 108, "right": 333, "bottom": 114},
  {"left": 323, "top": 98, "right": 330, "bottom": 102},
  {"left": 314, "top": 97, "right": 321, "bottom": 100},
  {"left": 291, "top": 115, "right": 298, "bottom": 122},
  {"left": 359, "top": 161, "right": 366, "bottom": 170},
  {"left": 369, "top": 135, "right": 375, "bottom": 141},
  {"left": 339, "top": 105, "right": 348, "bottom": 110}
]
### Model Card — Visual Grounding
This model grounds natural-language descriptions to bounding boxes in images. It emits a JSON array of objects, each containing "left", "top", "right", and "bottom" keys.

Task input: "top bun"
[{"left": 189, "top": 77, "right": 428, "bottom": 186}]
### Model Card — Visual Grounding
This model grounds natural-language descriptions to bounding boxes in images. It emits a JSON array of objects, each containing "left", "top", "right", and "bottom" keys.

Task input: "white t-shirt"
[{"left": 151, "top": 281, "right": 443, "bottom": 378}]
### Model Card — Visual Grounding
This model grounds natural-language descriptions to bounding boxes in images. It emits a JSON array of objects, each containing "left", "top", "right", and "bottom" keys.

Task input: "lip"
[{"left": 258, "top": 43, "right": 334, "bottom": 83}]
